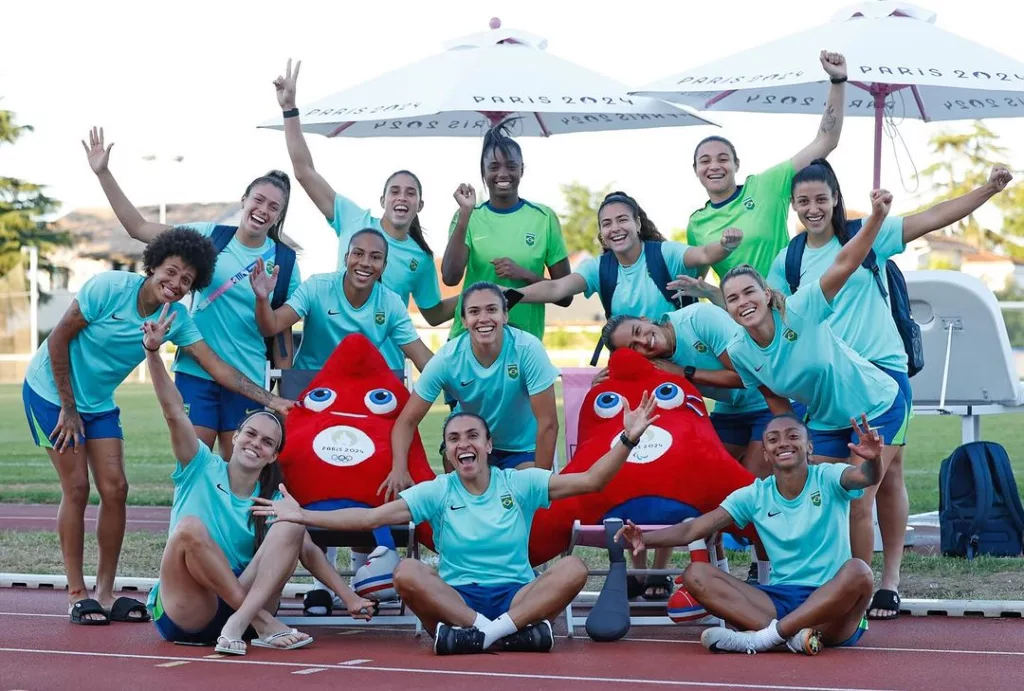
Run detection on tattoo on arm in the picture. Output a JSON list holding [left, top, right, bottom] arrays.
[[234, 370, 272, 406], [820, 104, 837, 134]]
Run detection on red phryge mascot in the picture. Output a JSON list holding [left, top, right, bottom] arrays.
[[277, 334, 436, 562], [528, 348, 756, 566]]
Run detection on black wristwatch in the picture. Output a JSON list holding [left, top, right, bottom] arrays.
[[830, 76, 848, 84], [619, 431, 639, 449], [683, 365, 696, 381], [283, 108, 300, 118]]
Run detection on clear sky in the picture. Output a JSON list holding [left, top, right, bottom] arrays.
[[3, 0, 1023, 278]]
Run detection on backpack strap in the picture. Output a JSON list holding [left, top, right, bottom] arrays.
[[209, 224, 238, 253], [784, 233, 808, 295], [844, 219, 888, 299], [963, 443, 995, 560], [985, 443, 1024, 538], [270, 243, 296, 310], [643, 241, 693, 309], [591, 252, 619, 367]]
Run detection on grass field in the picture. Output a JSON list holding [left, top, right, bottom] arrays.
[[3, 382, 1023, 512]]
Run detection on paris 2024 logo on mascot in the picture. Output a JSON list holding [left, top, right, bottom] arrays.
[[528, 348, 756, 566]]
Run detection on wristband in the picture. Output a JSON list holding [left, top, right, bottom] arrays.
[[619, 431, 639, 449], [684, 365, 696, 381], [283, 108, 300, 118], [830, 76, 847, 84], [143, 343, 160, 353]]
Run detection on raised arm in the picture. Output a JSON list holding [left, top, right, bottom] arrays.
[[903, 166, 1013, 243], [790, 52, 847, 171], [819, 189, 891, 303], [683, 228, 742, 270], [82, 127, 172, 244], [839, 415, 884, 491], [178, 340, 293, 417], [379, 393, 433, 502], [45, 302, 89, 453], [143, 305, 200, 466], [529, 386, 558, 471], [253, 486, 413, 530], [441, 184, 476, 286], [275, 59, 338, 220], [250, 259, 302, 337], [507, 272, 586, 305], [548, 391, 659, 500]]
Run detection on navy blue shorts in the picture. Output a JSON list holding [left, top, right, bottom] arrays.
[[490, 449, 536, 470], [755, 583, 866, 647], [151, 582, 236, 645], [710, 408, 774, 447], [453, 582, 526, 621], [877, 365, 912, 443], [175, 372, 263, 433], [22, 381, 122, 447], [809, 390, 909, 459]]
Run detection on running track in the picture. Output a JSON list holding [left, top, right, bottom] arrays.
[[0, 504, 169, 534], [1, 589, 1021, 691]]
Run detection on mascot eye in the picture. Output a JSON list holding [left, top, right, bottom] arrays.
[[654, 382, 685, 409], [594, 392, 624, 418], [303, 388, 337, 412], [364, 388, 398, 415]]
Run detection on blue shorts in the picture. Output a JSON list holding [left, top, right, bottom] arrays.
[[876, 366, 912, 441], [22, 382, 122, 448], [151, 580, 236, 645], [809, 391, 909, 459], [755, 583, 866, 648], [490, 449, 536, 470], [710, 408, 774, 447], [175, 372, 263, 433], [453, 581, 526, 621]]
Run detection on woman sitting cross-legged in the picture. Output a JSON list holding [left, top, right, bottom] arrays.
[[253, 394, 660, 655], [142, 306, 374, 655], [618, 413, 882, 655]]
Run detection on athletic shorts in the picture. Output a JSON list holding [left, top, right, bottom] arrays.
[[453, 581, 526, 621], [175, 372, 263, 433], [150, 576, 238, 646], [710, 408, 774, 447], [876, 365, 913, 438], [809, 390, 909, 459], [490, 449, 536, 470], [755, 583, 866, 648], [22, 381, 122, 447]]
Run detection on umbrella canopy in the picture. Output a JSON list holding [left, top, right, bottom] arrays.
[[258, 19, 715, 138], [633, 1, 1024, 185]]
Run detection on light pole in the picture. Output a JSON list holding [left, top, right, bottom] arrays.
[[142, 154, 185, 225], [20, 245, 38, 352]]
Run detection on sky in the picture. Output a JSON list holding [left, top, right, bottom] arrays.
[[3, 0, 1024, 278]]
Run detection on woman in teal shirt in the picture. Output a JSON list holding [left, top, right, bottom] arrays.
[[84, 127, 300, 458], [766, 160, 1013, 621], [22, 228, 289, 625], [140, 310, 373, 653], [720, 189, 909, 612]]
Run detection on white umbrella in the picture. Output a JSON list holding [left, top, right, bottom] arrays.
[[258, 18, 715, 138], [633, 1, 1024, 186]]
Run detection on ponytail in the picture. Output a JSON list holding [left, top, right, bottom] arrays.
[[598, 191, 667, 250], [383, 170, 433, 256], [480, 117, 523, 177], [243, 170, 293, 247], [792, 158, 848, 243]]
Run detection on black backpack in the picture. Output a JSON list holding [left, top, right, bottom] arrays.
[[784, 218, 924, 377], [210, 224, 296, 363], [939, 441, 1024, 559], [590, 241, 694, 366]]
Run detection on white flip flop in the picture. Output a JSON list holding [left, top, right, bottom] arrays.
[[214, 636, 247, 656], [251, 629, 313, 650]]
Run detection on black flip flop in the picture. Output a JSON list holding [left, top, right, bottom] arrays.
[[108, 596, 151, 623], [626, 575, 644, 600], [642, 575, 672, 601], [867, 589, 901, 620], [70, 598, 110, 626], [303, 589, 333, 616]]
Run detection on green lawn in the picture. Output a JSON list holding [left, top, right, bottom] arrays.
[[2, 382, 1022, 513]]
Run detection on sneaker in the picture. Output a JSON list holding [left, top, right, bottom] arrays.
[[499, 620, 555, 652], [700, 627, 757, 655], [746, 562, 759, 584], [785, 628, 822, 656], [433, 623, 485, 655]]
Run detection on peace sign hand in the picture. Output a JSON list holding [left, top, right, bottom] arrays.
[[847, 414, 882, 461], [274, 58, 302, 110], [621, 390, 660, 444], [81, 126, 114, 174], [141, 303, 177, 351]]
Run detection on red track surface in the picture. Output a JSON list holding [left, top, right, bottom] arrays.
[[0, 504, 169, 534], [1, 589, 1022, 691]]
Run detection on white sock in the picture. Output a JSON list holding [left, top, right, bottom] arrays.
[[480, 613, 518, 649], [473, 612, 492, 630], [757, 560, 772, 585], [750, 619, 786, 650]]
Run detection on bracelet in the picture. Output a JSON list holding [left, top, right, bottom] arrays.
[[143, 343, 160, 353], [283, 108, 300, 118], [830, 76, 847, 84], [619, 431, 639, 449]]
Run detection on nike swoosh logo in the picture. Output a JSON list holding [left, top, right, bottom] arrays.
[[768, 510, 781, 517], [754, 365, 763, 372], [449, 505, 465, 511], [111, 314, 124, 321], [216, 483, 229, 496], [328, 310, 341, 315], [245, 408, 261, 415], [460, 380, 475, 387]]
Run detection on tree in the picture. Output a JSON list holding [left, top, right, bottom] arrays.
[[0, 110, 69, 279], [558, 181, 612, 256]]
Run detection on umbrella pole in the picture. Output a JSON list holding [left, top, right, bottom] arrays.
[[872, 85, 885, 190]]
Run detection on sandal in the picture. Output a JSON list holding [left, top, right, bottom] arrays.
[[70, 598, 110, 626], [251, 629, 314, 650], [303, 589, 333, 616], [626, 575, 644, 600], [215, 636, 247, 656], [867, 589, 901, 620], [108, 596, 151, 623], [643, 575, 672, 601]]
